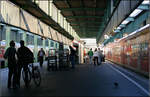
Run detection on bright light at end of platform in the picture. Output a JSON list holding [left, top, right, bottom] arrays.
[[129, 9, 142, 17], [142, 0, 150, 4], [121, 20, 129, 25]]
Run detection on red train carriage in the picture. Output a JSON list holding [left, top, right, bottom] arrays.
[[0, 45, 5, 68], [104, 24, 150, 77]]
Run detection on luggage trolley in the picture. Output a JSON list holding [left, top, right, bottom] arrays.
[[63, 49, 70, 69], [47, 49, 57, 71], [58, 49, 70, 70]]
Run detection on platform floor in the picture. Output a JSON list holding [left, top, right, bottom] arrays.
[[0, 61, 149, 96]]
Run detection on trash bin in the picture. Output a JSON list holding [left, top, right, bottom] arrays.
[[1, 61, 5, 68]]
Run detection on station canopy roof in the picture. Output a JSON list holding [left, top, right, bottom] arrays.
[[9, 0, 108, 39], [53, 0, 108, 38]]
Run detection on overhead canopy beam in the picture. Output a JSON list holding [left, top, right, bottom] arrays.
[[66, 16, 103, 19], [72, 25, 101, 27], [60, 7, 105, 11], [9, 0, 74, 40], [70, 21, 103, 24], [74, 28, 100, 30], [76, 29, 99, 31]]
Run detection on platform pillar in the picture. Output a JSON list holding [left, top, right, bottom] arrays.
[[34, 35, 38, 62]]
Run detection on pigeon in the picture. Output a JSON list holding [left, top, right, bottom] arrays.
[[114, 82, 119, 88]]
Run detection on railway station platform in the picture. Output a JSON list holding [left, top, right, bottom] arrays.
[[0, 61, 149, 96], [0, 0, 150, 96]]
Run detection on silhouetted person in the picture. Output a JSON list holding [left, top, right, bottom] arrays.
[[93, 48, 99, 66], [4, 40, 17, 89], [98, 48, 102, 65], [69, 46, 76, 69], [17, 40, 33, 87], [38, 48, 45, 67]]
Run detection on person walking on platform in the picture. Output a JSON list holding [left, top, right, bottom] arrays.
[[17, 40, 34, 88], [98, 48, 102, 65], [38, 48, 45, 68], [4, 40, 18, 89], [93, 48, 99, 66], [88, 48, 93, 64], [69, 45, 76, 69]]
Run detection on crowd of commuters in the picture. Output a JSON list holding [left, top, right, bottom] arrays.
[[87, 48, 105, 65], [4, 39, 104, 89]]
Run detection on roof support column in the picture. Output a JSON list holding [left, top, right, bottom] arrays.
[[34, 35, 38, 62], [5, 26, 11, 49], [50, 0, 53, 17], [43, 39, 46, 51]]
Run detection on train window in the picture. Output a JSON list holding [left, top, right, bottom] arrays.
[[131, 44, 139, 57], [140, 42, 148, 57]]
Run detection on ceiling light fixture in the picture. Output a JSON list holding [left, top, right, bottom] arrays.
[[142, 0, 150, 4], [121, 20, 129, 25], [129, 9, 143, 17]]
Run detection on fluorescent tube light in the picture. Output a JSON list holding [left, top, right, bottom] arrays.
[[129, 9, 143, 17], [142, 0, 150, 4], [118, 24, 150, 42], [121, 20, 129, 25]]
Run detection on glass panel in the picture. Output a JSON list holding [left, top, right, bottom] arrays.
[[26, 34, 34, 45], [51, 41, 54, 47], [45, 39, 49, 46], [37, 37, 43, 46]]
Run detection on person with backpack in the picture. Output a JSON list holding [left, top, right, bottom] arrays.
[[4, 40, 18, 89], [88, 48, 93, 64], [17, 40, 34, 87]]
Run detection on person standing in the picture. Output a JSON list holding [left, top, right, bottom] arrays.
[[38, 48, 45, 68], [4, 40, 17, 89], [69, 45, 76, 69], [88, 48, 93, 64], [93, 48, 99, 66], [17, 40, 33, 87], [98, 48, 102, 65]]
